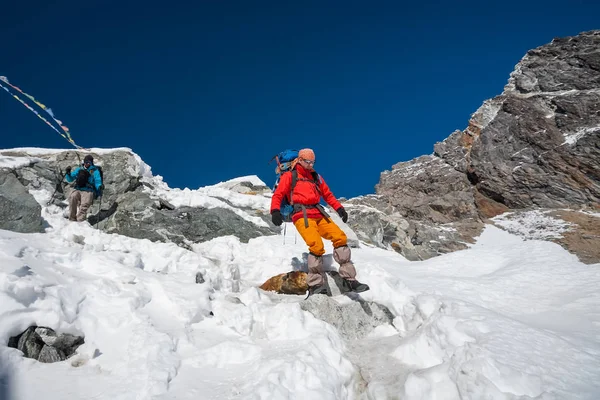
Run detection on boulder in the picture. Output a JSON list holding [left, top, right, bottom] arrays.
[[8, 326, 84, 363], [0, 169, 43, 233]]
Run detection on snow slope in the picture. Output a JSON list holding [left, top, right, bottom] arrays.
[[1, 150, 599, 400]]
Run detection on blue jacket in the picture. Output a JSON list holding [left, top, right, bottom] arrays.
[[65, 165, 103, 195]]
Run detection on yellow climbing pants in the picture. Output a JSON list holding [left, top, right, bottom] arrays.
[[294, 217, 347, 256]]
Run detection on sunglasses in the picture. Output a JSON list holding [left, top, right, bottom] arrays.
[[301, 158, 315, 165]]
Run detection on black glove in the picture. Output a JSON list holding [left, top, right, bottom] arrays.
[[271, 210, 283, 226], [65, 166, 72, 175], [337, 207, 348, 223]]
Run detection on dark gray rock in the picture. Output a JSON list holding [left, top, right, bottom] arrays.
[[38, 346, 65, 363], [0, 170, 43, 233], [16, 327, 44, 359], [102, 191, 273, 247], [376, 155, 479, 223], [344, 195, 480, 260], [300, 295, 395, 340], [8, 326, 84, 363]]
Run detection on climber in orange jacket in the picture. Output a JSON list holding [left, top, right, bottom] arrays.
[[270, 148, 369, 296]]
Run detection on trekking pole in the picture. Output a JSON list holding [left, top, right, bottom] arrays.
[[283, 222, 287, 245], [96, 195, 102, 229], [47, 183, 60, 206], [46, 168, 64, 206]]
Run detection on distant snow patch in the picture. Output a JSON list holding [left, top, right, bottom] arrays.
[[221, 175, 266, 186], [563, 126, 600, 145], [388, 156, 448, 180], [0, 155, 38, 169], [467, 99, 502, 134], [492, 210, 572, 240]]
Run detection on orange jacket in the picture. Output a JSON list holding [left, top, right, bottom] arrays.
[[271, 164, 342, 223]]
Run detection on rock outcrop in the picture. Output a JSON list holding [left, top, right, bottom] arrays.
[[347, 30, 600, 262], [0, 169, 43, 233], [0, 149, 280, 247], [300, 295, 395, 341], [8, 326, 84, 363]]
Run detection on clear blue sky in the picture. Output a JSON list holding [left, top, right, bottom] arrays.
[[1, 1, 598, 198]]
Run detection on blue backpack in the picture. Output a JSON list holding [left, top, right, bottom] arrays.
[[270, 149, 299, 221]]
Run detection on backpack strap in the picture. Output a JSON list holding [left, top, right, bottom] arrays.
[[289, 169, 298, 206], [289, 169, 330, 228]]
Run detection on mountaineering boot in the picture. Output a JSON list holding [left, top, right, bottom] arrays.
[[342, 278, 370, 293], [333, 245, 369, 293], [307, 285, 328, 297]]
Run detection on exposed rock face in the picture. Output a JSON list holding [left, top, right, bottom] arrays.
[[0, 149, 280, 247], [0, 169, 43, 233], [550, 210, 600, 264], [376, 156, 479, 223], [0, 149, 361, 252], [435, 30, 600, 211], [344, 194, 481, 261], [8, 326, 84, 363], [99, 190, 274, 248], [355, 30, 600, 262], [300, 295, 395, 340]]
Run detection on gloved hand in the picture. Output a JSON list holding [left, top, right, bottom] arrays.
[[65, 166, 72, 174], [271, 210, 283, 226], [337, 207, 348, 223], [95, 184, 104, 198]]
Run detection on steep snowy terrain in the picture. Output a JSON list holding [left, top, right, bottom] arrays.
[[1, 150, 599, 400]]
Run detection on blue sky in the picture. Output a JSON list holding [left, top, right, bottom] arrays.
[[1, 1, 598, 198]]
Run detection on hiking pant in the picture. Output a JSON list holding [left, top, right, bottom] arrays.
[[294, 217, 356, 287], [68, 189, 94, 222]]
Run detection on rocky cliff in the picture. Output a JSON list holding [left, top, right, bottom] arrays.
[[0, 149, 277, 246], [345, 30, 600, 262]]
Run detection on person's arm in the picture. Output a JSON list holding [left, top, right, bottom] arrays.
[[65, 166, 80, 183], [92, 169, 103, 191], [318, 176, 342, 211], [270, 172, 292, 213]]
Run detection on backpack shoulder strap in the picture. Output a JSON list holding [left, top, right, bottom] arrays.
[[311, 171, 320, 183], [311, 171, 322, 194], [289, 169, 298, 205]]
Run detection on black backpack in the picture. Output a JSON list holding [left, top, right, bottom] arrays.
[[74, 165, 103, 190], [75, 169, 90, 188]]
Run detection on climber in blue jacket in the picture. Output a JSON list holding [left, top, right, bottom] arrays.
[[64, 154, 103, 221]]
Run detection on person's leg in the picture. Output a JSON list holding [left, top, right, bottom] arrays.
[[68, 190, 81, 221], [77, 191, 95, 222], [316, 219, 356, 279], [316, 218, 347, 248], [317, 219, 369, 293], [294, 218, 325, 287], [333, 245, 357, 280]]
